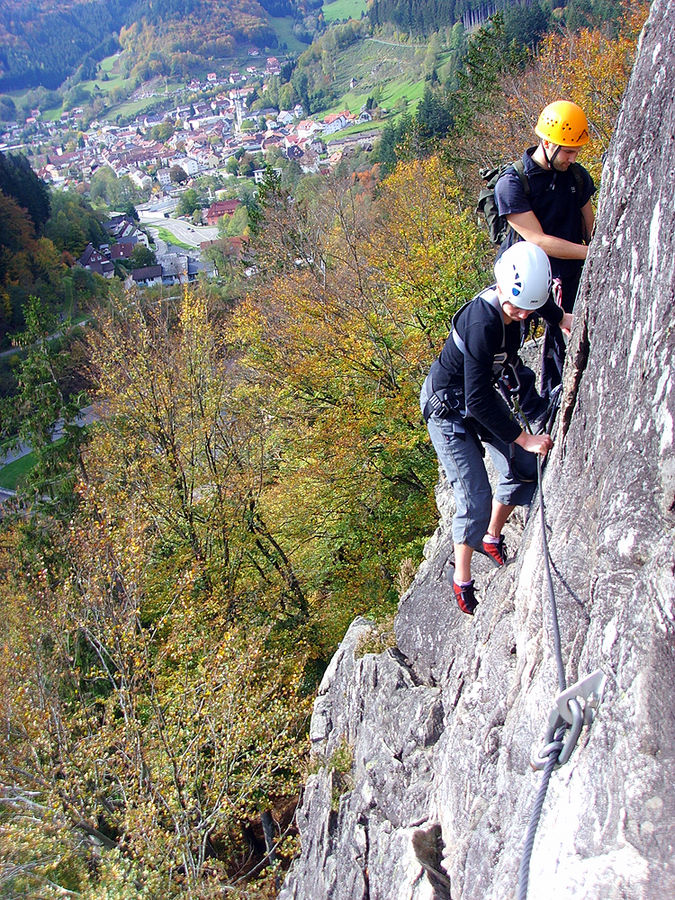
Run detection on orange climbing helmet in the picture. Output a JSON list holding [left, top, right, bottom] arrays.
[[535, 100, 590, 147]]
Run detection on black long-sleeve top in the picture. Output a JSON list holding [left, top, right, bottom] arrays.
[[429, 287, 564, 444]]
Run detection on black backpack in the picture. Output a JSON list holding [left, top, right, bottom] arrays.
[[476, 159, 530, 247], [476, 159, 586, 247]]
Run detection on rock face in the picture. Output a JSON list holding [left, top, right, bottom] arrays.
[[279, 2, 675, 898]]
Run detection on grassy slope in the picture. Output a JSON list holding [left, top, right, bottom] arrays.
[[322, 0, 368, 23], [317, 36, 430, 120], [0, 452, 34, 491], [267, 15, 309, 54]]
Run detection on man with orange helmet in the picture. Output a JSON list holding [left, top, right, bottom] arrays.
[[494, 100, 595, 395]]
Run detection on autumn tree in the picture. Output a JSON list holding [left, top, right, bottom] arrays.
[[229, 159, 492, 631], [1, 295, 88, 518], [0, 286, 315, 897]]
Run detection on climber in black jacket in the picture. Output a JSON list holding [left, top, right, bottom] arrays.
[[420, 242, 573, 615]]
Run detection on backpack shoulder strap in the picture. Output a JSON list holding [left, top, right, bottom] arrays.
[[511, 158, 531, 198], [569, 161, 586, 202], [451, 289, 505, 356]]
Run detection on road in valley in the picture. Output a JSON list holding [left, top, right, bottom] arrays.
[[138, 209, 220, 248]]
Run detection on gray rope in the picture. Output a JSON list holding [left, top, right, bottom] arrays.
[[516, 730, 565, 900], [517, 444, 568, 899], [536, 455, 566, 693]]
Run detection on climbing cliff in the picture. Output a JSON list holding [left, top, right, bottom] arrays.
[[279, 1, 675, 898]]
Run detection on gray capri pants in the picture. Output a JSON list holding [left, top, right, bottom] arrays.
[[420, 375, 537, 548]]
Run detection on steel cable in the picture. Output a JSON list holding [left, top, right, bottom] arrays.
[[536, 454, 566, 693], [517, 449, 567, 898], [516, 731, 564, 900]]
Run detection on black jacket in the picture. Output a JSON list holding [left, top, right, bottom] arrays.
[[429, 288, 563, 444]]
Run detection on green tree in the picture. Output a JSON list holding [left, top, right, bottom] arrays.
[[453, 13, 529, 135], [90, 167, 139, 208], [44, 191, 107, 255], [4, 295, 87, 515], [423, 32, 442, 78], [150, 120, 175, 141], [0, 95, 17, 121], [0, 150, 51, 234], [169, 164, 188, 184], [217, 204, 250, 238], [373, 113, 413, 174], [129, 244, 157, 268], [122, 200, 140, 221], [417, 85, 453, 139], [175, 188, 203, 217], [503, 2, 550, 49]]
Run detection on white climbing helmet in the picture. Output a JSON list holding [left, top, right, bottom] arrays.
[[494, 242, 552, 310]]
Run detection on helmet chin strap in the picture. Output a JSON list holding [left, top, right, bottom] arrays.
[[542, 140, 562, 168]]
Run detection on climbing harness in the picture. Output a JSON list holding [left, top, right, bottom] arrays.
[[516, 433, 606, 900]]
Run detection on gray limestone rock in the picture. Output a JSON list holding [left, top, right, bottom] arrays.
[[279, 2, 675, 897]]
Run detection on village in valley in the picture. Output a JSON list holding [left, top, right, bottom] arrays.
[[0, 52, 380, 288]]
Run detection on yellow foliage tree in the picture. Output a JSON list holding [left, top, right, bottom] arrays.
[[230, 161, 492, 634], [0, 286, 314, 898]]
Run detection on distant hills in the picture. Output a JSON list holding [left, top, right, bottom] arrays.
[[0, 0, 548, 97], [0, 0, 135, 91], [0, 0, 319, 92]]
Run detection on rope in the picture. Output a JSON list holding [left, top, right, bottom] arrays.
[[516, 730, 564, 900], [511, 388, 601, 899], [536, 455, 566, 693], [517, 422, 567, 898]]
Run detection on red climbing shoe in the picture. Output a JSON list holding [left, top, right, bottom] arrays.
[[481, 536, 508, 567], [453, 580, 478, 616]]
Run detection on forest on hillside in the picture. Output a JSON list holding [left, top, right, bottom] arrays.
[[367, 0, 611, 32], [0, 149, 112, 350], [0, 0, 320, 92], [0, 2, 648, 897]]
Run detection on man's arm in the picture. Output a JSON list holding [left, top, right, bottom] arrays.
[[580, 200, 595, 243], [506, 210, 589, 260]]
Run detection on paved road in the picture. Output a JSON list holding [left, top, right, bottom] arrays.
[[366, 37, 420, 49], [0, 405, 98, 467], [139, 212, 219, 248]]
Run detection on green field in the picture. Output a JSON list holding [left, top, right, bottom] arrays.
[[268, 15, 310, 54], [155, 227, 193, 250], [90, 53, 134, 93], [0, 451, 34, 491], [324, 119, 386, 142], [321, 76, 426, 121], [382, 77, 426, 109], [108, 93, 166, 120], [323, 0, 368, 23]]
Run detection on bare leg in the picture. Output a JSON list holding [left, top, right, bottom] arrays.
[[454, 542, 474, 583], [485, 500, 515, 540]]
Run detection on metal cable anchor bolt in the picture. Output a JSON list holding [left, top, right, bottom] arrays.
[[531, 669, 606, 770]]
